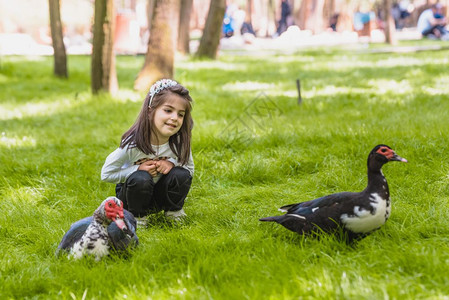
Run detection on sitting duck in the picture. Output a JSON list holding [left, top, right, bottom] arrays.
[[57, 196, 138, 260], [260, 145, 407, 242]]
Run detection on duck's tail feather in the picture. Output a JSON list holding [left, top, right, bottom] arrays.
[[260, 213, 307, 234], [278, 203, 298, 212], [259, 215, 281, 222]]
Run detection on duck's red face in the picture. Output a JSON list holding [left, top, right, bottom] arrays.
[[104, 198, 126, 230], [376, 145, 407, 162], [376, 146, 395, 159]]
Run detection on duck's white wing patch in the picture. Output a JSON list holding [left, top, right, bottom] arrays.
[[340, 193, 388, 233], [285, 214, 306, 220]]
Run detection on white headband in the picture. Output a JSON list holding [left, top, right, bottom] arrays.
[[148, 79, 178, 107]]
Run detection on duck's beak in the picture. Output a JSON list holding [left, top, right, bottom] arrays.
[[391, 153, 408, 163], [113, 216, 128, 231]]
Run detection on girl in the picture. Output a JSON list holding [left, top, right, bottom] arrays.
[[101, 79, 194, 227]]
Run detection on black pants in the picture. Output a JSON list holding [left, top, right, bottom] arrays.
[[422, 25, 447, 36], [276, 19, 288, 35], [116, 167, 192, 218]]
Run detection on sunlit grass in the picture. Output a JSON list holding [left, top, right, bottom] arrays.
[[222, 81, 276, 91], [0, 133, 37, 148], [0, 98, 76, 120], [180, 60, 247, 71], [1, 44, 449, 299]]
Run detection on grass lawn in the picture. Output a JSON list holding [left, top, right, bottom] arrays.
[[1, 42, 449, 299]]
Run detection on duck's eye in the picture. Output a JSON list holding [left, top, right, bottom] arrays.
[[381, 148, 387, 153], [108, 202, 113, 207]]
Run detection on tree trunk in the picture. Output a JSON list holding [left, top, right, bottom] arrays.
[[246, 0, 253, 24], [134, 0, 180, 91], [178, 0, 193, 54], [292, 0, 302, 25], [323, 0, 335, 29], [147, 0, 156, 33], [384, 0, 397, 44], [196, 0, 226, 59], [265, 0, 276, 36], [298, 0, 310, 30], [269, 0, 277, 30], [446, 0, 449, 19], [91, 0, 118, 94], [308, 0, 325, 33], [335, 0, 353, 32], [49, 0, 67, 78]]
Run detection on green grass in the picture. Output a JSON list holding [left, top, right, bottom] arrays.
[[1, 42, 449, 299]]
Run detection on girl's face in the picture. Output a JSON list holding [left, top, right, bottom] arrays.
[[151, 93, 187, 145]]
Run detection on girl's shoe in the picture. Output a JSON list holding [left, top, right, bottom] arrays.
[[164, 209, 187, 222]]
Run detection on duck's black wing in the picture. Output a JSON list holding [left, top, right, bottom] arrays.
[[56, 217, 92, 256], [260, 192, 360, 234], [279, 192, 358, 216]]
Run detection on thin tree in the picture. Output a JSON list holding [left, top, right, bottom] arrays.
[[446, 0, 449, 19], [334, 0, 354, 32], [323, 0, 335, 29], [292, 0, 301, 25], [242, 0, 256, 37], [178, 0, 193, 54], [245, 0, 253, 26], [298, 0, 325, 33], [310, 0, 325, 33], [298, 0, 310, 30], [196, 0, 226, 59], [134, 0, 180, 91], [49, 0, 67, 78], [383, 0, 397, 44], [91, 0, 118, 94], [267, 0, 276, 36]]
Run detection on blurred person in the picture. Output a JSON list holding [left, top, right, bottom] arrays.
[[329, 13, 339, 32], [275, 0, 291, 37], [223, 3, 238, 37], [417, 3, 448, 39]]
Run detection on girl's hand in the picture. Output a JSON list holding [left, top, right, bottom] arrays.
[[138, 160, 158, 177], [156, 160, 175, 175]]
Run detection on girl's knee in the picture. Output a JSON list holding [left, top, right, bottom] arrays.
[[169, 167, 192, 185], [127, 170, 154, 188], [170, 167, 191, 179]]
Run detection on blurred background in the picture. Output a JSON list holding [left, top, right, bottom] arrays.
[[1, 0, 447, 56]]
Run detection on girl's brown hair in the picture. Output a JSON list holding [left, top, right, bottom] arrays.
[[120, 83, 193, 165]]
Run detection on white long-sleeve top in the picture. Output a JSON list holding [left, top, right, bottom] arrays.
[[101, 142, 194, 184]]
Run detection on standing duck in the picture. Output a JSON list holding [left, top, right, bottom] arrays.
[[57, 196, 138, 260], [260, 145, 407, 242]]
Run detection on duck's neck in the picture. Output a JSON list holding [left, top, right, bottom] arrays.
[[92, 217, 109, 232], [365, 168, 389, 197]]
